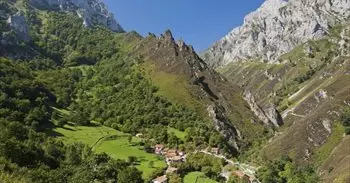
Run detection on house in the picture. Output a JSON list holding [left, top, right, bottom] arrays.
[[166, 167, 178, 174], [167, 149, 177, 154], [178, 151, 185, 156], [211, 147, 220, 155], [165, 152, 178, 159], [169, 156, 183, 163], [161, 147, 170, 155], [152, 175, 168, 183], [154, 144, 164, 155]]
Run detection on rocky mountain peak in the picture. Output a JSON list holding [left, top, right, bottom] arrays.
[[29, 0, 124, 32], [255, 0, 288, 14], [202, 0, 350, 68]]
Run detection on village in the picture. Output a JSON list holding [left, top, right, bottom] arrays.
[[150, 144, 259, 183]]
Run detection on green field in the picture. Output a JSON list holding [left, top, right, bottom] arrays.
[[184, 172, 218, 183], [53, 124, 167, 178], [168, 127, 187, 141]]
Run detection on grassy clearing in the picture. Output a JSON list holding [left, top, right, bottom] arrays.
[[95, 136, 166, 178], [313, 122, 345, 167], [140, 62, 207, 118], [183, 172, 218, 183], [53, 124, 166, 178], [168, 127, 187, 141]]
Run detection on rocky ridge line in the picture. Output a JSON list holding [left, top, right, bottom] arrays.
[[202, 0, 350, 68], [29, 0, 124, 32]]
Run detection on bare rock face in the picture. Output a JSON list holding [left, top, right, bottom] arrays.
[[7, 12, 30, 42], [202, 0, 350, 68], [244, 90, 283, 127], [207, 104, 240, 151], [29, 0, 124, 32]]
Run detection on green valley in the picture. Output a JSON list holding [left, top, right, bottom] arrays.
[[52, 123, 167, 178]]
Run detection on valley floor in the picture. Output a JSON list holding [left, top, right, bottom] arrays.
[[50, 123, 167, 178]]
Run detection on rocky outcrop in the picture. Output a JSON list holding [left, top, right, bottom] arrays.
[[207, 104, 240, 151], [202, 0, 350, 68], [244, 90, 283, 127], [7, 12, 30, 42], [29, 0, 123, 32]]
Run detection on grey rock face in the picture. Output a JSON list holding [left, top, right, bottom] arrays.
[[29, 0, 124, 32], [7, 12, 31, 42], [202, 0, 350, 68], [207, 104, 240, 151], [243, 90, 283, 127]]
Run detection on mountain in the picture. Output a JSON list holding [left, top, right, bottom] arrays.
[[29, 0, 123, 32], [202, 0, 350, 68], [0, 1, 271, 182], [129, 30, 270, 151], [202, 0, 350, 182], [1, 0, 349, 182]]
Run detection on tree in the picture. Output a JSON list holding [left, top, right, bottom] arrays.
[[148, 161, 154, 168], [127, 135, 132, 144], [56, 118, 67, 127], [117, 167, 143, 183], [168, 174, 182, 183], [341, 107, 350, 135], [127, 156, 137, 166], [168, 132, 180, 147], [257, 156, 318, 183]]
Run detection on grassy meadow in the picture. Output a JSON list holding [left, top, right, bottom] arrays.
[[52, 124, 166, 178]]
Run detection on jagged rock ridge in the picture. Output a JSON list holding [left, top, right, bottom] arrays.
[[131, 30, 268, 153], [29, 0, 124, 32], [202, 0, 350, 68]]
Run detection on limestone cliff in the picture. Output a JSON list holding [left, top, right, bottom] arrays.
[[202, 0, 350, 68], [29, 0, 123, 32]]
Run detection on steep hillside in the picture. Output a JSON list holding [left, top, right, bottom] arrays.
[[219, 24, 350, 182], [202, 0, 350, 68], [116, 30, 271, 153], [0, 1, 274, 182]]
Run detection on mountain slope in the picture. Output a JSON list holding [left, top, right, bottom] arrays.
[[122, 30, 270, 153], [0, 1, 272, 181], [202, 0, 350, 68], [219, 24, 350, 182]]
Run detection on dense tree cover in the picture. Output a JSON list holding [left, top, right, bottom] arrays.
[[174, 153, 226, 181], [0, 58, 143, 182], [0, 58, 54, 129], [3, 3, 325, 182], [1, 5, 231, 182], [53, 55, 226, 147], [257, 156, 319, 183], [4, 2, 231, 150], [29, 10, 120, 66]]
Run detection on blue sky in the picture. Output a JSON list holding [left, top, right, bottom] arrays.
[[104, 0, 265, 52]]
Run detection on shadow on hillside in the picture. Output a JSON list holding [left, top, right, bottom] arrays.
[[61, 126, 76, 131], [48, 130, 64, 137]]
